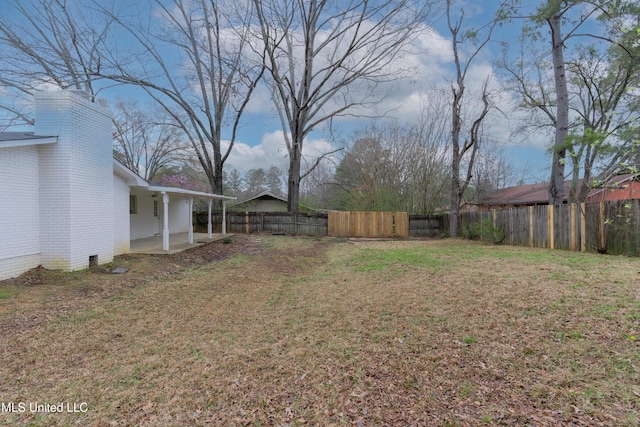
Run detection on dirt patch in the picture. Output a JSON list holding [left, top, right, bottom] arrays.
[[0, 234, 266, 338]]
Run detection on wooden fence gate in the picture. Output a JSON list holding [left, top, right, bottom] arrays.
[[328, 211, 409, 238]]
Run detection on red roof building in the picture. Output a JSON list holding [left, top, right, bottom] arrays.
[[477, 174, 640, 210]]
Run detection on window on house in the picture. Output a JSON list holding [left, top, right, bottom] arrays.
[[153, 200, 158, 217], [130, 195, 137, 214]]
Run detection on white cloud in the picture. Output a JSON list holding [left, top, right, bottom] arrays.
[[223, 131, 288, 176], [244, 84, 276, 115], [223, 131, 336, 178]]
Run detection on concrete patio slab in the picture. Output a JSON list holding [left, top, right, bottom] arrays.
[[130, 232, 233, 254]]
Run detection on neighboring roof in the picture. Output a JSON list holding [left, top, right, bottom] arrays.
[[481, 181, 560, 206], [587, 173, 639, 198], [0, 131, 57, 148], [481, 174, 640, 207], [231, 190, 287, 206]]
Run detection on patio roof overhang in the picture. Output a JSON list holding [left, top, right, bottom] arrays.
[[147, 185, 236, 201], [146, 186, 236, 251], [112, 158, 237, 252]]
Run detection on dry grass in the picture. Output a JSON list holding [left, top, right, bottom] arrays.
[[0, 235, 639, 426]]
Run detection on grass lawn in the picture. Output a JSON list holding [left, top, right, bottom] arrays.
[[0, 235, 639, 426]]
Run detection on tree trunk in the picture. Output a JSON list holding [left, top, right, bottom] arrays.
[[203, 147, 224, 208], [569, 154, 580, 203], [449, 98, 462, 238], [449, 170, 461, 238], [211, 170, 223, 196], [287, 138, 302, 213], [548, 14, 569, 205]]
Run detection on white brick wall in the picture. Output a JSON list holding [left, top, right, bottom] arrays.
[[0, 146, 41, 280], [35, 90, 114, 271]]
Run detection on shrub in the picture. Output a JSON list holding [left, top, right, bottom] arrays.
[[463, 219, 506, 244]]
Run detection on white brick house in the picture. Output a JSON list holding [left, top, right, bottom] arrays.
[[0, 90, 233, 280]]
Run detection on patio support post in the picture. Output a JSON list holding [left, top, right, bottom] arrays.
[[208, 199, 212, 238], [188, 197, 194, 244], [162, 192, 169, 251], [222, 200, 227, 235]]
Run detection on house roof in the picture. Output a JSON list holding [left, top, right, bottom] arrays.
[[113, 158, 148, 188], [231, 190, 287, 206], [112, 158, 235, 200], [482, 174, 640, 207], [0, 131, 57, 148], [481, 181, 561, 206], [587, 173, 638, 198]]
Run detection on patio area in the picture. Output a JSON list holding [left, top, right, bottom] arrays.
[[130, 232, 233, 254]]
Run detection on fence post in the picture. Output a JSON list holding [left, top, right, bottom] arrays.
[[570, 203, 576, 251], [599, 201, 605, 250], [548, 205, 554, 249], [245, 211, 249, 234], [580, 203, 586, 252], [529, 206, 534, 247]]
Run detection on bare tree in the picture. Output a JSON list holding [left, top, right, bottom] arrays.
[[469, 140, 516, 204], [300, 159, 338, 209], [111, 100, 190, 181], [252, 0, 440, 212], [446, 0, 499, 237], [1, 0, 266, 197], [541, 4, 571, 205], [0, 0, 116, 126], [97, 0, 265, 196], [0, 92, 31, 131]]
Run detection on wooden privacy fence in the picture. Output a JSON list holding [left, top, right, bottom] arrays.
[[197, 211, 443, 238], [328, 211, 409, 238], [196, 212, 328, 236], [460, 200, 640, 256], [409, 214, 449, 237]]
